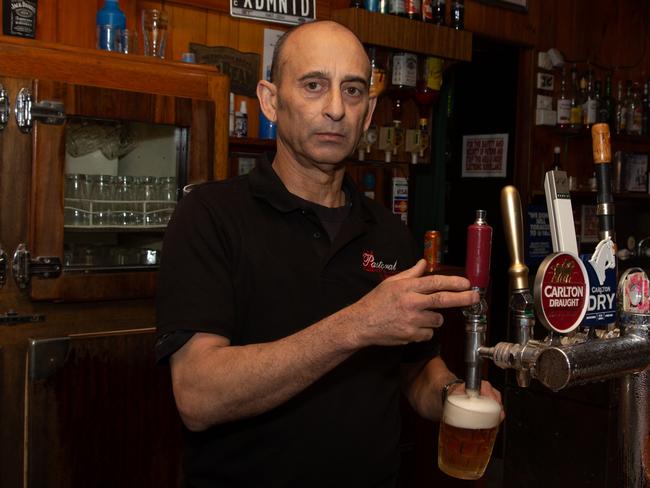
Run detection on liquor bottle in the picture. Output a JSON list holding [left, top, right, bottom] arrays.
[[430, 0, 445, 25], [594, 80, 603, 123], [552, 146, 561, 171], [642, 81, 649, 135], [406, 0, 422, 20], [450, 0, 463, 29], [3, 0, 37, 38], [389, 0, 407, 16], [626, 81, 642, 136], [628, 81, 641, 135], [569, 65, 583, 131], [350, 0, 363, 7], [601, 74, 614, 125], [615, 80, 627, 135], [368, 47, 388, 99], [422, 0, 433, 22], [582, 70, 597, 129], [556, 67, 571, 129], [388, 51, 418, 120], [379, 0, 390, 14]]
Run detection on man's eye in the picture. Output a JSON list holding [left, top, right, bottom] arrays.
[[305, 81, 322, 91], [345, 86, 362, 96]]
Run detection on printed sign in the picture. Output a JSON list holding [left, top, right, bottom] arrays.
[[230, 0, 316, 25], [526, 204, 552, 268], [461, 133, 508, 178], [534, 252, 589, 334], [581, 239, 617, 327], [190, 44, 260, 97]]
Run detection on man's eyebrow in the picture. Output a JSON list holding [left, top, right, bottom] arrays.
[[297, 71, 369, 86]]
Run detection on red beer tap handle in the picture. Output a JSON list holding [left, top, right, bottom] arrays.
[[465, 210, 493, 290]]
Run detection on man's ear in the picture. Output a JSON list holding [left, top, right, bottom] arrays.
[[363, 96, 378, 131], [257, 80, 278, 122]]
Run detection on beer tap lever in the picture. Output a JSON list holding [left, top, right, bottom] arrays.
[[464, 210, 492, 395], [501, 186, 536, 387]]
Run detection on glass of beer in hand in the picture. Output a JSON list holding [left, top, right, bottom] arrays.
[[438, 393, 501, 480]]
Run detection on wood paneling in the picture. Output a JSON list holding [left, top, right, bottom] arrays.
[[331, 8, 473, 61]]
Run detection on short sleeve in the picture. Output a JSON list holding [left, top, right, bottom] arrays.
[[155, 187, 236, 362]]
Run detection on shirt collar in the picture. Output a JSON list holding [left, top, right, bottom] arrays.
[[248, 157, 378, 224]]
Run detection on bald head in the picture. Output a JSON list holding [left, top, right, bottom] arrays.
[[270, 21, 370, 86]]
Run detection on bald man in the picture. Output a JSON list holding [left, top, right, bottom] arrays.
[[156, 20, 501, 487]]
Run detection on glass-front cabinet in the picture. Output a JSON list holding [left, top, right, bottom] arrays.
[[0, 38, 229, 302]]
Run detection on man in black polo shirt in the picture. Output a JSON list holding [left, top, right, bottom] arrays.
[[156, 20, 502, 487]]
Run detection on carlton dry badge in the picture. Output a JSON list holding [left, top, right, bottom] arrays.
[[534, 252, 589, 334], [581, 238, 617, 327]]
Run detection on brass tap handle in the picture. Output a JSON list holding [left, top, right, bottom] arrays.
[[500, 185, 529, 292]]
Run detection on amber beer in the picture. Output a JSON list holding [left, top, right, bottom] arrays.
[[438, 394, 501, 480]]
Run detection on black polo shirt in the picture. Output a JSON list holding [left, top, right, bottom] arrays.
[[155, 159, 439, 487]]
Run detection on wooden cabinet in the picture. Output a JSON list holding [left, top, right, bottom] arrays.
[[0, 37, 229, 487], [0, 36, 229, 302]]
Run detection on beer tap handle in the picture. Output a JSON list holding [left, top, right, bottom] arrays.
[[500, 186, 535, 387], [464, 210, 492, 395], [465, 210, 493, 291], [501, 186, 529, 292], [591, 123, 615, 243]]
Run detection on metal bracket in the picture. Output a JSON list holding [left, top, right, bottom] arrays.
[[0, 310, 45, 326], [0, 84, 9, 130], [0, 243, 6, 288], [14, 87, 65, 134], [12, 243, 62, 289], [29, 337, 70, 381]]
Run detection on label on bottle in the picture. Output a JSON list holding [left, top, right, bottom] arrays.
[[389, 0, 406, 14], [3, 0, 37, 38], [570, 105, 582, 125], [391, 53, 417, 87], [422, 0, 433, 21], [557, 99, 571, 125], [425, 57, 443, 90], [583, 99, 597, 125], [392, 177, 408, 224], [234, 113, 248, 138]]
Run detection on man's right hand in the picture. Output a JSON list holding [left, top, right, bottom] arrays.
[[346, 259, 479, 347]]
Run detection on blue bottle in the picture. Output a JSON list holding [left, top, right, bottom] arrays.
[[96, 0, 125, 51]]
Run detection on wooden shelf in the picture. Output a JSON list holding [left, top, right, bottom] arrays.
[[330, 8, 472, 62]]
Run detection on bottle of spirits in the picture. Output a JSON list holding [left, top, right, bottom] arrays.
[[405, 0, 421, 20], [569, 65, 583, 131], [450, 0, 463, 29], [556, 67, 571, 129], [615, 80, 627, 135], [3, 0, 37, 38], [582, 70, 597, 129], [389, 0, 407, 17], [431, 0, 445, 25], [368, 47, 388, 99], [626, 81, 642, 136], [594, 79, 603, 122], [642, 81, 649, 135], [598, 74, 613, 124]]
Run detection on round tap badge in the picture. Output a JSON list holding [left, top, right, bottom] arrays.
[[534, 252, 589, 334]]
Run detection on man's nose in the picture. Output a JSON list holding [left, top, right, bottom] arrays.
[[323, 88, 345, 121]]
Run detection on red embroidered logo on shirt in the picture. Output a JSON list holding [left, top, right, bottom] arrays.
[[362, 251, 398, 279]]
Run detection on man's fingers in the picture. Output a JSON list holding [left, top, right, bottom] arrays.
[[411, 289, 479, 310], [384, 259, 427, 282], [411, 274, 472, 294]]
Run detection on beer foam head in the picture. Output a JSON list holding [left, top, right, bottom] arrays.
[[443, 394, 501, 429]]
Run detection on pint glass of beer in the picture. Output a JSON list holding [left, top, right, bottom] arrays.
[[438, 393, 501, 480]]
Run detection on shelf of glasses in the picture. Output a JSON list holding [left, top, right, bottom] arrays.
[[64, 198, 175, 229]]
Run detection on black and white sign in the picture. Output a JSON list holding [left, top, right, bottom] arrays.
[[231, 0, 316, 25]]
